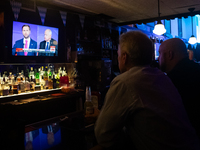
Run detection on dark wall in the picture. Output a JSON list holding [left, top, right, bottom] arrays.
[[0, 0, 123, 64], [0, 0, 81, 63]]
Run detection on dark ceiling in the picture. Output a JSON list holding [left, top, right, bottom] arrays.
[[6, 0, 200, 25]]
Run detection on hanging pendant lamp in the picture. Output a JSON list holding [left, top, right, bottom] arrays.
[[188, 8, 197, 45], [153, 0, 166, 35]]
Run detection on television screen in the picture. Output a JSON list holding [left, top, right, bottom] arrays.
[[12, 21, 59, 56]]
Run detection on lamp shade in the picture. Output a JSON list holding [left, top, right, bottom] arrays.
[[153, 22, 166, 35], [188, 35, 197, 45]]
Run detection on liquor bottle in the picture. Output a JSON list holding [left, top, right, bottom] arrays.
[[62, 67, 66, 76], [35, 68, 40, 85], [11, 75, 15, 85], [56, 77, 60, 88], [84, 86, 94, 115], [40, 66, 44, 82], [21, 70, 25, 81], [48, 76, 53, 89], [3, 72, 8, 84], [8, 72, 12, 84], [17, 73, 21, 83], [53, 74, 57, 89], [43, 66, 49, 89], [48, 69, 52, 78], [19, 80, 25, 93], [2, 84, 9, 96], [16, 67, 19, 77], [8, 72, 13, 95], [25, 77, 30, 92], [91, 91, 101, 109], [40, 76, 45, 90], [40, 66, 44, 75], [25, 68, 29, 79], [58, 67, 62, 78], [29, 67, 34, 79], [29, 76, 35, 91]]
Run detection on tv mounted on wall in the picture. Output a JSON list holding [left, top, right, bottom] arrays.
[[12, 21, 59, 57]]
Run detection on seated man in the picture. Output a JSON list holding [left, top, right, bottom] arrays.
[[39, 29, 58, 56], [94, 31, 200, 150], [12, 24, 37, 56], [158, 38, 200, 139]]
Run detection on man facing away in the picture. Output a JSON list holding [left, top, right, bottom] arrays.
[[12, 24, 37, 56], [94, 31, 200, 150], [158, 38, 200, 139], [39, 29, 58, 56]]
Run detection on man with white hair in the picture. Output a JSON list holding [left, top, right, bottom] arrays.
[[93, 31, 200, 150], [39, 29, 58, 56]]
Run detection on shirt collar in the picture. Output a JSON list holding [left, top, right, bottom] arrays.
[[23, 37, 30, 43]]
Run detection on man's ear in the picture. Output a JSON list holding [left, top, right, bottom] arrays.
[[122, 52, 128, 64], [168, 50, 174, 60]]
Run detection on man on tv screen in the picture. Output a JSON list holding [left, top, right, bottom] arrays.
[[39, 29, 58, 56], [12, 24, 37, 56]]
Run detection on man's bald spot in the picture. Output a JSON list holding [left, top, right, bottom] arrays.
[[161, 38, 188, 56]]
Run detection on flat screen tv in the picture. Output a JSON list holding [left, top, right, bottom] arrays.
[[12, 21, 59, 57]]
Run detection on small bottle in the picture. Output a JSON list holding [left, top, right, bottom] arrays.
[[48, 69, 52, 78], [62, 67, 66, 76], [25, 77, 30, 92], [84, 86, 94, 115], [29, 67, 34, 79], [40, 76, 45, 90], [53, 75, 57, 89], [91, 91, 101, 109], [35, 68, 40, 85], [48, 76, 53, 89], [17, 73, 21, 83], [40, 66, 44, 83], [30, 76, 35, 91], [58, 67, 62, 78], [43, 66, 49, 89]]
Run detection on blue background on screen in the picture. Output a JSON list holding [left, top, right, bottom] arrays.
[[12, 21, 59, 49]]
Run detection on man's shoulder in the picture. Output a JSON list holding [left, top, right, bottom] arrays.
[[30, 38, 37, 44], [50, 38, 58, 45], [111, 68, 136, 85], [51, 38, 56, 41], [40, 40, 45, 44], [179, 58, 200, 72], [15, 38, 23, 43]]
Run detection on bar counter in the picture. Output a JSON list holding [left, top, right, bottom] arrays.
[[0, 88, 84, 125]]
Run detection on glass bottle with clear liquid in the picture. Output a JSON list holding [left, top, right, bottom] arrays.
[[84, 86, 94, 115]]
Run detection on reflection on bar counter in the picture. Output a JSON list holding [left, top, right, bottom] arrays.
[[0, 63, 77, 97]]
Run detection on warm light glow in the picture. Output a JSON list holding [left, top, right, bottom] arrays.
[[153, 23, 166, 35], [188, 35, 197, 45], [0, 88, 61, 99]]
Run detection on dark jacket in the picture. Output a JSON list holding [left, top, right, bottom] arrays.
[[39, 38, 58, 56], [167, 57, 200, 138], [12, 38, 37, 56]]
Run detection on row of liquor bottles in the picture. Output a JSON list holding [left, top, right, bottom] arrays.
[[0, 66, 69, 96]]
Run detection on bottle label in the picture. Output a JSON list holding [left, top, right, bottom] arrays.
[[36, 79, 39, 85], [85, 106, 94, 115], [91, 95, 98, 108]]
